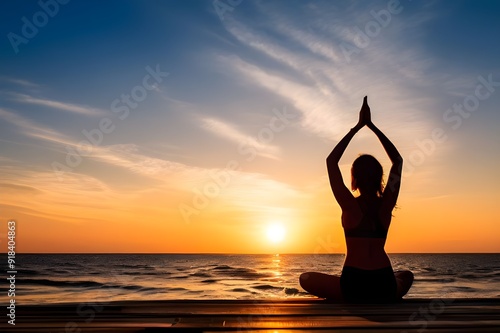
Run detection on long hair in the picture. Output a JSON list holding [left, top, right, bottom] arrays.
[[351, 154, 384, 197]]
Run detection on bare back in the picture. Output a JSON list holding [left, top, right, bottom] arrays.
[[342, 195, 392, 269]]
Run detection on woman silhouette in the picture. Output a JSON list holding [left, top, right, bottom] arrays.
[[300, 96, 414, 303]]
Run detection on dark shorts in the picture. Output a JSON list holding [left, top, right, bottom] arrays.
[[340, 266, 398, 303]]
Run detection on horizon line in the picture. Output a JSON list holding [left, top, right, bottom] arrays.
[[3, 252, 499, 255]]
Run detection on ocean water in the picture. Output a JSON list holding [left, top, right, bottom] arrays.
[[5, 253, 500, 304]]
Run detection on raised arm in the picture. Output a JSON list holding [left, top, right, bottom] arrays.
[[326, 97, 369, 211], [367, 121, 403, 212], [326, 127, 359, 211], [367, 123, 402, 165]]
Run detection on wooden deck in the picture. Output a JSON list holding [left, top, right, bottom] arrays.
[[2, 298, 499, 332]]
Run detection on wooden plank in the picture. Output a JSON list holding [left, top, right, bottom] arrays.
[[1, 298, 498, 332], [14, 298, 500, 315]]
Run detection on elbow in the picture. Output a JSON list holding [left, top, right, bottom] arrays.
[[326, 150, 339, 162], [392, 155, 403, 166], [326, 154, 337, 166], [326, 157, 332, 169]]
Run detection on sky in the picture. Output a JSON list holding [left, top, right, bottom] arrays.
[[0, 0, 499, 253]]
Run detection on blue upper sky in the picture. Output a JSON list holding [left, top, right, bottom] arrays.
[[1, 0, 499, 181]]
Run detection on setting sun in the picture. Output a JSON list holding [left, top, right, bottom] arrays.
[[266, 224, 286, 243]]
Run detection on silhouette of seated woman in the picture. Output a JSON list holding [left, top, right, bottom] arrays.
[[300, 96, 414, 303]]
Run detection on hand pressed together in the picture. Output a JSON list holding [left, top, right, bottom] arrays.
[[355, 96, 372, 130]]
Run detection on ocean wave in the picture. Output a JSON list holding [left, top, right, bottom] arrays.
[[251, 284, 282, 291], [171, 275, 189, 279], [263, 277, 283, 282], [211, 266, 272, 279], [284, 287, 300, 295], [454, 286, 475, 291], [20, 278, 105, 288], [51, 269, 79, 275], [417, 278, 456, 283], [458, 273, 482, 279], [121, 284, 147, 291], [18, 278, 164, 293], [212, 265, 233, 270], [187, 290, 204, 294], [190, 271, 212, 278], [56, 262, 82, 268], [113, 264, 154, 270], [18, 269, 39, 276], [122, 271, 162, 276], [474, 267, 499, 272], [139, 287, 166, 294], [231, 288, 250, 293]]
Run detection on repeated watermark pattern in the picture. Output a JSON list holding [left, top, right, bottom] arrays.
[[51, 64, 169, 181], [7, 0, 71, 54], [179, 106, 297, 223], [401, 298, 455, 333], [340, 0, 404, 63], [55, 277, 135, 332], [404, 73, 499, 177], [213, 0, 244, 22], [313, 234, 341, 258]]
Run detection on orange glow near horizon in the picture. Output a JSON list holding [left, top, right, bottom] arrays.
[[2, 167, 499, 254]]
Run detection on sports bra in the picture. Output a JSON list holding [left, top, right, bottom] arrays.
[[344, 197, 388, 239]]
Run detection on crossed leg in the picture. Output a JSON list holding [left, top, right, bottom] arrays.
[[300, 270, 414, 301], [395, 270, 414, 298], [299, 272, 343, 300]]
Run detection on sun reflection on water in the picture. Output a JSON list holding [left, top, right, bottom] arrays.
[[270, 253, 282, 278]]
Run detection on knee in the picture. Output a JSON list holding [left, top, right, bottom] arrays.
[[404, 270, 414, 282], [299, 272, 311, 288], [398, 270, 414, 284]]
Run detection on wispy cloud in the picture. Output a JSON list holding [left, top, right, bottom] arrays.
[[0, 108, 71, 146], [218, 55, 349, 141], [0, 107, 292, 205], [11, 93, 106, 116], [200, 117, 281, 160], [0, 76, 39, 88], [217, 4, 442, 145]]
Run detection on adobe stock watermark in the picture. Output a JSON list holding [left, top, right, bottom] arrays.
[[63, 270, 136, 332], [236, 300, 274, 332], [213, 0, 243, 22], [7, 0, 71, 54], [178, 106, 297, 223], [51, 64, 169, 181], [340, 0, 404, 63], [313, 234, 341, 260], [6, 220, 17, 326], [401, 298, 455, 333], [403, 74, 499, 178]]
